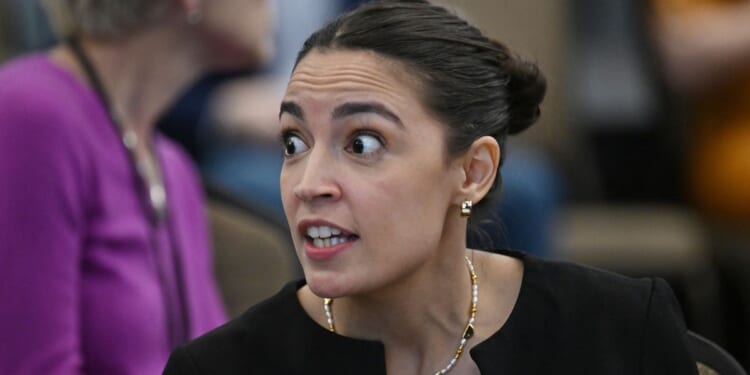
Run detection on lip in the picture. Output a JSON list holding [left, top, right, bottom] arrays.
[[297, 219, 355, 238], [304, 238, 356, 261], [297, 219, 358, 261]]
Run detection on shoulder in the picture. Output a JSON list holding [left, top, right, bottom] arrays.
[[0, 54, 50, 87], [0, 55, 95, 192], [522, 252, 661, 313], [165, 280, 387, 374], [504, 251, 695, 373], [164, 281, 305, 374], [533, 256, 690, 340], [479, 250, 671, 324], [0, 54, 83, 114], [0, 54, 94, 152], [191, 280, 302, 349], [495, 251, 670, 339], [474, 251, 696, 373]]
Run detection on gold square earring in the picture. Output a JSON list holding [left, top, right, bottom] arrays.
[[460, 200, 472, 218]]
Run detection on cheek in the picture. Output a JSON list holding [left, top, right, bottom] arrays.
[[348, 181, 450, 278], [280, 166, 307, 255], [206, 4, 273, 62], [279, 166, 296, 212], [243, 14, 272, 49], [348, 159, 452, 242]]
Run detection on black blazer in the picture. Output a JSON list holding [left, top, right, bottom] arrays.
[[164, 250, 698, 374]]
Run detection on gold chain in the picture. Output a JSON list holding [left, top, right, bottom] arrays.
[[323, 256, 478, 374]]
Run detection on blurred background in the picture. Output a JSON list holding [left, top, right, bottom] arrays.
[[2, 0, 748, 368]]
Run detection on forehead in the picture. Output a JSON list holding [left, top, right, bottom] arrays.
[[284, 49, 426, 111]]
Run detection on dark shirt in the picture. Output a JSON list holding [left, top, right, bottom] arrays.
[[164, 250, 698, 374]]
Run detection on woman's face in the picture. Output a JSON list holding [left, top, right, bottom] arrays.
[[200, 0, 274, 69], [279, 50, 466, 298]]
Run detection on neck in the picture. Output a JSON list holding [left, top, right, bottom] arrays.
[[339, 215, 472, 341], [51, 27, 206, 145], [334, 242, 475, 372]]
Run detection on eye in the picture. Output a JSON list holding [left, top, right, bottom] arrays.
[[347, 133, 384, 157], [282, 133, 309, 156]]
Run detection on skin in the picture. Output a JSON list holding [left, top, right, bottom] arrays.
[[199, 0, 274, 69], [280, 49, 524, 374], [48, 0, 273, 148], [652, 1, 750, 94]]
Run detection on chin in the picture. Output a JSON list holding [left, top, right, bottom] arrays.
[[304, 269, 356, 299], [208, 42, 273, 72], [209, 55, 259, 72]]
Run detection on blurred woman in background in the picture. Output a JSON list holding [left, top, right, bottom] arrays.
[[0, 0, 273, 373]]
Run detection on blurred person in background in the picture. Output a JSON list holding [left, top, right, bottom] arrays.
[[0, 0, 273, 373], [651, 0, 750, 366], [651, 0, 750, 227], [158, 0, 343, 218]]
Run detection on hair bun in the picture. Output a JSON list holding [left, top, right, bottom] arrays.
[[506, 58, 546, 135]]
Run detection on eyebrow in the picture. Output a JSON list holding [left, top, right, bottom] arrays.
[[279, 100, 404, 130], [279, 101, 304, 121], [332, 102, 404, 129]]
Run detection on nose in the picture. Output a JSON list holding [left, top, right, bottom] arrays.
[[291, 150, 342, 203]]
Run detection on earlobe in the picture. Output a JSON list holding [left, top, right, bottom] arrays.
[[459, 136, 500, 204]]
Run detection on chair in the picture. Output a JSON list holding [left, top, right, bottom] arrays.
[[688, 331, 747, 375], [205, 183, 301, 318]]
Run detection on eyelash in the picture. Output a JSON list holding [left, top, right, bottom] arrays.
[[278, 128, 294, 146], [278, 127, 387, 158], [346, 130, 386, 157], [279, 129, 307, 158]]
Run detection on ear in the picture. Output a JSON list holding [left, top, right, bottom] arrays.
[[453, 136, 501, 205]]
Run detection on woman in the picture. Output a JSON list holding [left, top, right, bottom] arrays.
[[164, 1, 697, 373], [0, 0, 272, 373]]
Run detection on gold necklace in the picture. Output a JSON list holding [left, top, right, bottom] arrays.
[[323, 256, 478, 375]]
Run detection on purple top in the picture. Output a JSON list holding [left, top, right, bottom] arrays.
[[0, 55, 227, 374]]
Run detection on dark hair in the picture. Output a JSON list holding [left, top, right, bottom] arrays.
[[294, 0, 546, 210]]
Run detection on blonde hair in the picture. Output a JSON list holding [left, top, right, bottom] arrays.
[[39, 0, 174, 38]]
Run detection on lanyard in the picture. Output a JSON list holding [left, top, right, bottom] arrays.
[[66, 37, 189, 348], [67, 37, 167, 223]]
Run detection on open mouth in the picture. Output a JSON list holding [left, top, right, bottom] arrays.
[[304, 224, 359, 248]]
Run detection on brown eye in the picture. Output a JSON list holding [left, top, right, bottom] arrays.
[[282, 134, 308, 156], [347, 134, 383, 156]]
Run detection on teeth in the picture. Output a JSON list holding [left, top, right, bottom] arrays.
[[307, 226, 319, 238], [306, 225, 357, 248], [310, 235, 352, 248], [306, 225, 343, 239], [319, 226, 332, 238]]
